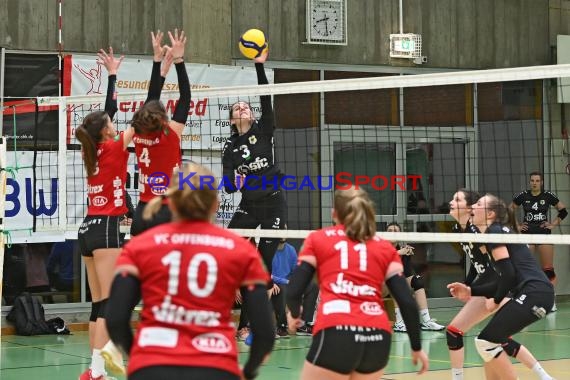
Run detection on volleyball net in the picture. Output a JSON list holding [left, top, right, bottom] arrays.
[[1, 63, 569, 243]]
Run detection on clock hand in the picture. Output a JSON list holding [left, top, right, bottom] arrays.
[[316, 17, 330, 23]]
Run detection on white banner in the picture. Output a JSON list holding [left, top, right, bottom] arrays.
[[68, 55, 274, 150], [4, 151, 241, 243]]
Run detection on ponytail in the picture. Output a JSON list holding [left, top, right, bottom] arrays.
[[486, 194, 518, 233], [334, 188, 376, 242], [76, 111, 108, 177]]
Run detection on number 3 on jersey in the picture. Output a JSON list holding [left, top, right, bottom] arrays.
[[139, 147, 151, 167], [335, 241, 368, 271]]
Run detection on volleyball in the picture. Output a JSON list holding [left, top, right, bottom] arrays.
[[239, 29, 268, 59]]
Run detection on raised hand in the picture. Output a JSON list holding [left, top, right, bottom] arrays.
[[254, 47, 268, 64], [97, 47, 124, 76], [161, 46, 174, 77], [168, 28, 187, 63], [151, 30, 166, 61]]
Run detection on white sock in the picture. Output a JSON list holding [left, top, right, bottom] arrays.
[[394, 308, 403, 324], [451, 367, 464, 380], [91, 349, 106, 378], [532, 362, 553, 380], [420, 308, 431, 323]]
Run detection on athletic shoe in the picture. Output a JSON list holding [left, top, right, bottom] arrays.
[[296, 324, 313, 336], [237, 327, 250, 341], [275, 326, 289, 339], [551, 303, 558, 312], [393, 321, 407, 332], [101, 341, 126, 375], [78, 369, 116, 380], [421, 319, 445, 331]]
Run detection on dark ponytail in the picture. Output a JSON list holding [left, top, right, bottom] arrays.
[[76, 111, 108, 176]]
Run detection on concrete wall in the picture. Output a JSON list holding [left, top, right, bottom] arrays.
[[0, 0, 557, 68]]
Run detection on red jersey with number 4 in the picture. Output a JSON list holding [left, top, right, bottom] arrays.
[[116, 220, 269, 376], [299, 225, 402, 334], [86, 132, 128, 216], [133, 124, 181, 202]]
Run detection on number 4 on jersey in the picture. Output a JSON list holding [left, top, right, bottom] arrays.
[[139, 147, 151, 167]]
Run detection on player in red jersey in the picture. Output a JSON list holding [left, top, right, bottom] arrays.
[[105, 163, 275, 380], [286, 187, 429, 380], [130, 29, 190, 236], [75, 47, 134, 380]]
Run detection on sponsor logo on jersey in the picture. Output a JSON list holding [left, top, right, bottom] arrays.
[[525, 212, 546, 222], [248, 135, 257, 145], [191, 333, 232, 353], [92, 196, 108, 207], [360, 302, 383, 316], [330, 273, 376, 296], [87, 184, 103, 194]]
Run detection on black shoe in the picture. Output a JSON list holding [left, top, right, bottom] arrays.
[[296, 324, 313, 336]]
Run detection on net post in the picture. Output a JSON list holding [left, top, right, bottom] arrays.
[[0, 136, 7, 344], [58, 97, 67, 233]]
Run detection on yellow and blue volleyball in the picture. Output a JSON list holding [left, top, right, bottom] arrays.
[[239, 29, 268, 59]]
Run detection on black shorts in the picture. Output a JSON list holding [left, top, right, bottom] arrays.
[[130, 201, 172, 236], [129, 366, 239, 380], [78, 215, 123, 257], [478, 282, 554, 344], [306, 326, 391, 374], [522, 225, 551, 235]]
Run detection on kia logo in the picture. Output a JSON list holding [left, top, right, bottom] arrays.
[[93, 196, 108, 206], [191, 333, 231, 353], [360, 302, 383, 316]]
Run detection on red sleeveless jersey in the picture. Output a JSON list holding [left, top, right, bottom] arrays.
[[86, 132, 128, 216], [116, 220, 268, 376], [299, 225, 401, 334], [133, 125, 181, 202]]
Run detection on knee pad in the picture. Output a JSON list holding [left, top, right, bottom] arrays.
[[475, 337, 504, 362], [90, 301, 101, 322], [502, 338, 521, 358], [446, 325, 464, 350], [410, 275, 424, 291], [98, 298, 108, 319], [543, 267, 556, 282]]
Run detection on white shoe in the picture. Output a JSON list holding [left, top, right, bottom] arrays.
[[421, 319, 445, 331], [101, 341, 126, 376], [551, 303, 557, 312], [393, 321, 407, 332]]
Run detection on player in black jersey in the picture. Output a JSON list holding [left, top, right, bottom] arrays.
[[446, 189, 554, 380], [222, 49, 286, 274], [450, 194, 554, 380], [386, 222, 444, 332], [511, 171, 567, 289]]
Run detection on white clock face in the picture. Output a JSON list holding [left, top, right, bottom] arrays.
[[311, 2, 342, 40]]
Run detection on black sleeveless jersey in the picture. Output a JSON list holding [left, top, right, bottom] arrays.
[[512, 190, 559, 234], [452, 221, 493, 280], [485, 223, 552, 293], [221, 63, 284, 202]]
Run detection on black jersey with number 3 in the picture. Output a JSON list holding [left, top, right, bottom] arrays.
[[512, 190, 559, 234], [485, 223, 552, 293], [453, 222, 496, 288], [222, 63, 283, 201]]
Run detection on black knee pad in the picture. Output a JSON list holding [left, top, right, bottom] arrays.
[[90, 301, 101, 322], [502, 338, 521, 358], [543, 268, 556, 281], [410, 275, 424, 291], [98, 298, 108, 319], [446, 326, 464, 350]]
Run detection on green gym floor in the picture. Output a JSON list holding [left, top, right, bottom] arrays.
[[1, 301, 569, 380]]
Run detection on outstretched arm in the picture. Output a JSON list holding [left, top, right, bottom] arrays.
[[146, 30, 168, 103], [254, 50, 275, 134], [167, 29, 191, 138], [97, 47, 124, 119]]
